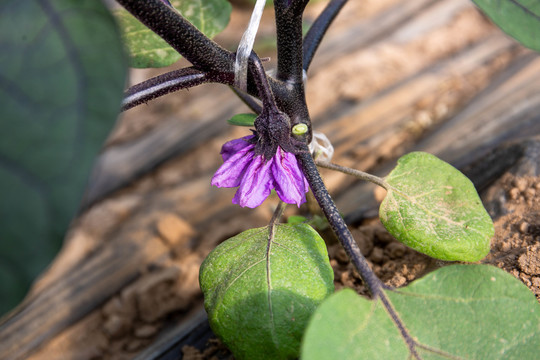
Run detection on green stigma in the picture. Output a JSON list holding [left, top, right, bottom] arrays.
[[292, 123, 308, 135]]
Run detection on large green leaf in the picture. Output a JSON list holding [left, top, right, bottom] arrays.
[[116, 0, 232, 68], [302, 264, 540, 359], [379, 152, 494, 262], [473, 0, 540, 52], [0, 0, 126, 315], [199, 224, 334, 360]]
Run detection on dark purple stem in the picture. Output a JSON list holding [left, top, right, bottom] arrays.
[[248, 53, 280, 111], [122, 67, 234, 111], [274, 0, 310, 84], [296, 148, 384, 296]]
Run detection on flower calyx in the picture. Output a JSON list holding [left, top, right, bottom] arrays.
[[251, 107, 306, 160]]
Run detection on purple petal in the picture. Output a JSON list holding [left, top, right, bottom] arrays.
[[221, 135, 255, 162], [233, 155, 273, 208], [271, 147, 308, 206], [212, 149, 254, 188]]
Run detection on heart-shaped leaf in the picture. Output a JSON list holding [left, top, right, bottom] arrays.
[[0, 0, 126, 314], [379, 152, 494, 261], [115, 0, 232, 68], [302, 264, 540, 359], [472, 0, 540, 52], [199, 224, 334, 360]]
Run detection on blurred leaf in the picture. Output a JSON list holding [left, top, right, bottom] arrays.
[[379, 152, 493, 262], [227, 113, 257, 127], [473, 0, 540, 52], [0, 0, 126, 314], [286, 215, 307, 224], [302, 264, 540, 359], [116, 0, 232, 68], [308, 214, 330, 232], [200, 224, 334, 360]]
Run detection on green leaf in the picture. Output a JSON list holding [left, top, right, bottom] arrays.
[[174, 0, 231, 38], [115, 0, 232, 68], [472, 0, 540, 52], [379, 152, 493, 262], [227, 113, 257, 127], [302, 264, 540, 359], [0, 0, 126, 314], [286, 215, 307, 225], [199, 224, 334, 360], [113, 10, 179, 68]]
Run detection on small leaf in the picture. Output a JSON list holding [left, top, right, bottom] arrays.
[[199, 224, 334, 360], [302, 264, 540, 359], [115, 0, 232, 68], [227, 113, 257, 127], [472, 0, 540, 52], [287, 215, 307, 224], [379, 152, 493, 261], [0, 0, 126, 314]]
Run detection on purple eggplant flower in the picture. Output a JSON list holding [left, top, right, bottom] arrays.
[[212, 135, 309, 208]]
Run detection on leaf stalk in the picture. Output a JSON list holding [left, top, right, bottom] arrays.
[[315, 160, 390, 189]]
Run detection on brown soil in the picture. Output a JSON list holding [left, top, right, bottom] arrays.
[[483, 175, 540, 298]]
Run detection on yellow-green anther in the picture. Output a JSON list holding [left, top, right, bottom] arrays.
[[292, 123, 308, 135]]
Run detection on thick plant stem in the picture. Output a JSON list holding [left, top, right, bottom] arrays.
[[296, 149, 384, 297], [117, 0, 308, 119], [274, 0, 309, 84]]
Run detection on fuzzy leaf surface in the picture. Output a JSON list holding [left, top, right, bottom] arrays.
[[472, 0, 540, 52], [199, 224, 334, 360], [302, 264, 540, 359], [0, 0, 126, 314], [116, 0, 231, 68], [379, 152, 493, 261]]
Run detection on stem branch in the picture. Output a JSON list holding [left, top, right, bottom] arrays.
[[248, 53, 279, 111], [315, 160, 389, 189], [122, 68, 209, 111], [270, 201, 287, 226], [296, 148, 384, 297]]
